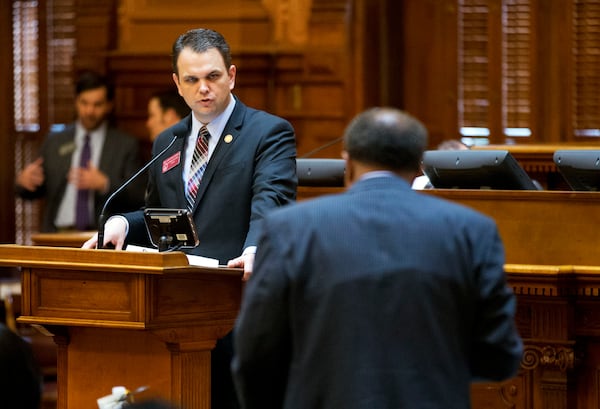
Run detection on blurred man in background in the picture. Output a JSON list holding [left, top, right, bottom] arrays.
[[15, 70, 145, 232]]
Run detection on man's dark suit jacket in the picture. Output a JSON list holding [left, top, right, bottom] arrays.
[[125, 98, 298, 264], [16, 124, 145, 232], [232, 175, 524, 409]]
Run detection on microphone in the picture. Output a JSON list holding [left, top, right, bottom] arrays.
[[96, 124, 187, 249]]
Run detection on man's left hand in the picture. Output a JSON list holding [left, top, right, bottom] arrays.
[[227, 252, 254, 281]]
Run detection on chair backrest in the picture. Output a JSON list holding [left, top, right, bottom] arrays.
[[296, 158, 345, 187]]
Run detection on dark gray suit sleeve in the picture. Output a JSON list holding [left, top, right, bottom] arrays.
[[232, 216, 291, 409], [470, 221, 523, 381]]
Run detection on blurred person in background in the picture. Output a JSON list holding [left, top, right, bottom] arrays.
[[15, 70, 145, 232]]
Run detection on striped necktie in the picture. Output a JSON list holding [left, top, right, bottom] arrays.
[[75, 134, 91, 230], [186, 125, 210, 210]]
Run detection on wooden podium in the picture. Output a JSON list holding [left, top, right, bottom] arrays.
[[31, 231, 95, 247], [0, 244, 243, 409]]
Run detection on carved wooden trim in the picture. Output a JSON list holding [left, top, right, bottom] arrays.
[[499, 382, 520, 407], [521, 344, 575, 372]]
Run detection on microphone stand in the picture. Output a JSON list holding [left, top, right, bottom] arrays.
[[96, 134, 181, 249]]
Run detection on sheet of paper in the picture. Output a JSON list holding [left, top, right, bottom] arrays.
[[125, 245, 219, 267]]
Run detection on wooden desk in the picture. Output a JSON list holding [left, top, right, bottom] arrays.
[[424, 189, 600, 265], [0, 245, 242, 409]]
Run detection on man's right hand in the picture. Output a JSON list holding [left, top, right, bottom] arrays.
[[16, 157, 45, 191], [82, 216, 128, 250]]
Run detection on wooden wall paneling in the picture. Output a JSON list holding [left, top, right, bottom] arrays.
[[1, 1, 15, 244], [109, 0, 358, 160], [401, 0, 459, 148], [438, 0, 459, 146], [534, 0, 569, 143], [234, 50, 304, 115], [486, 0, 503, 144], [298, 0, 356, 156], [380, 0, 406, 110], [232, 50, 348, 158], [108, 54, 174, 139], [74, 0, 118, 73], [354, 0, 409, 111], [278, 51, 348, 157], [116, 0, 271, 53], [350, 0, 370, 112], [233, 52, 273, 113], [558, 0, 575, 144]]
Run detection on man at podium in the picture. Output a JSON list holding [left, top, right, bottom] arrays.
[[83, 28, 297, 409]]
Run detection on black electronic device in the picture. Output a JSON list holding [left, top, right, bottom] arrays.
[[422, 149, 538, 190], [296, 158, 345, 187], [144, 208, 199, 252], [553, 150, 600, 191]]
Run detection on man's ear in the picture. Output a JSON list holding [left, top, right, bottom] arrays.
[[172, 73, 182, 95], [341, 151, 353, 187], [228, 65, 236, 90]]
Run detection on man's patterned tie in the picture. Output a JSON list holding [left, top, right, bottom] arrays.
[[186, 125, 210, 210]]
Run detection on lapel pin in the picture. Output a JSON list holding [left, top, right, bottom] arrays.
[[59, 142, 76, 156], [224, 134, 233, 144]]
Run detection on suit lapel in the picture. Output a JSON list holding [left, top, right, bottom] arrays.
[[172, 137, 188, 206]]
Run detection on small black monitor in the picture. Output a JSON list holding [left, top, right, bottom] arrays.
[[422, 149, 539, 190], [553, 150, 600, 191], [144, 208, 199, 252], [296, 158, 345, 187]]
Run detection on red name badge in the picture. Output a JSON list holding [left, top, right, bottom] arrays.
[[162, 152, 181, 173]]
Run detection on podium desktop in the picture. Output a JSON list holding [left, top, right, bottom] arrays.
[[0, 244, 242, 409]]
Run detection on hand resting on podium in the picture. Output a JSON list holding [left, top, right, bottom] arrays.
[[82, 216, 127, 250]]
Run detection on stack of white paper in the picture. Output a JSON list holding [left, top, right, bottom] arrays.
[[125, 245, 219, 267]]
